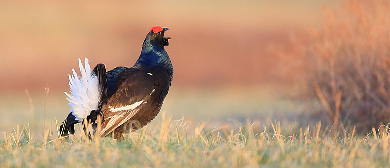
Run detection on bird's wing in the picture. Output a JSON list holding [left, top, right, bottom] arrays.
[[99, 68, 155, 137]]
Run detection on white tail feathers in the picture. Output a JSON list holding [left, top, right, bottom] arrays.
[[65, 58, 101, 122]]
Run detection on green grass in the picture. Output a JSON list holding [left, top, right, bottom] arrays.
[[1, 0, 389, 166], [1, 87, 389, 167], [1, 113, 390, 167]]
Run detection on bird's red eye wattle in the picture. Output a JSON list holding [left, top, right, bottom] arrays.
[[150, 26, 163, 33]]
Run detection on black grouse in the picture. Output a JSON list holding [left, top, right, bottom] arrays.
[[59, 26, 173, 139]]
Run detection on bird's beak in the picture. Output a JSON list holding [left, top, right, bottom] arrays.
[[162, 28, 170, 39], [162, 28, 170, 46], [161, 28, 169, 37]]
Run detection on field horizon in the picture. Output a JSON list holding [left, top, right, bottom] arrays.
[[2, 0, 390, 167]]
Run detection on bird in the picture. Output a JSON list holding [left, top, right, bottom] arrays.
[[59, 26, 173, 139]]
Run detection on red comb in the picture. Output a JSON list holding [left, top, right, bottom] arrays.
[[150, 26, 163, 33]]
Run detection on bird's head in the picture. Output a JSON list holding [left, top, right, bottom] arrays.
[[136, 26, 172, 69], [147, 26, 170, 47]]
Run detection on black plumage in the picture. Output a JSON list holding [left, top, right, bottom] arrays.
[[59, 26, 173, 139]]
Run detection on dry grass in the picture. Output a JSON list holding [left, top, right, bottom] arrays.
[[285, 0, 390, 132], [1, 114, 390, 167], [0, 85, 388, 167], [3, 0, 390, 166]]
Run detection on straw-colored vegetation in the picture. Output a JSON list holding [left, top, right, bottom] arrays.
[[285, 0, 390, 132], [2, 0, 390, 167], [1, 113, 390, 167]]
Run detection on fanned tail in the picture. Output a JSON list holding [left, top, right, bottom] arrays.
[[59, 58, 107, 137], [65, 58, 102, 121]]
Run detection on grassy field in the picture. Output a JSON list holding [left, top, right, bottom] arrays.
[[1, 111, 390, 167], [2, 0, 390, 167], [0, 87, 389, 167]]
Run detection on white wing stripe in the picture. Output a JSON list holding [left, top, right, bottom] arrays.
[[101, 113, 125, 134], [149, 89, 155, 96], [109, 100, 145, 112], [100, 108, 143, 137]]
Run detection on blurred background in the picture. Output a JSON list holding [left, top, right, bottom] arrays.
[[0, 0, 351, 135]]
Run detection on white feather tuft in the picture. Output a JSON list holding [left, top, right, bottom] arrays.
[[65, 58, 101, 122]]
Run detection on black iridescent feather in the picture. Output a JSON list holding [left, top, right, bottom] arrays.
[[59, 26, 172, 139]]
